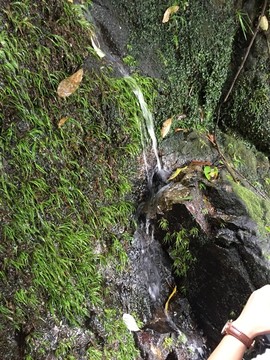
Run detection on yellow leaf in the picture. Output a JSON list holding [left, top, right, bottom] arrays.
[[161, 117, 172, 138], [259, 15, 269, 31], [162, 6, 179, 23], [57, 69, 84, 98], [168, 166, 187, 181], [165, 286, 177, 313], [58, 117, 69, 128]]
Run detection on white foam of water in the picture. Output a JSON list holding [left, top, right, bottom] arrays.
[[132, 86, 161, 172]]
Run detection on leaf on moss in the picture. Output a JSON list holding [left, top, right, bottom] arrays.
[[259, 15, 269, 31], [122, 314, 140, 332], [57, 69, 84, 98], [168, 166, 187, 181], [162, 6, 179, 23], [161, 118, 173, 138], [58, 117, 69, 128], [203, 165, 219, 181]]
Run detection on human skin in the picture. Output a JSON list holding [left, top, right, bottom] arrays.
[[208, 285, 270, 360]]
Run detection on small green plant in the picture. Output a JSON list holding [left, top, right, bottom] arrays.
[[235, 10, 252, 40], [163, 335, 174, 350], [123, 55, 137, 67], [203, 165, 219, 181], [163, 229, 194, 278], [159, 217, 169, 231]]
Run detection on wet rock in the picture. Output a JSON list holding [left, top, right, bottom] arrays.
[[144, 131, 270, 358]]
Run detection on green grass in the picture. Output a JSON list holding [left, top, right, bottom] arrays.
[[0, 0, 154, 357]]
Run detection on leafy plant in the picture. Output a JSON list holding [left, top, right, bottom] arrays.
[[203, 165, 219, 181], [235, 10, 252, 40]]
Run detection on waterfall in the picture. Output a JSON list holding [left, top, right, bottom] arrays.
[[132, 84, 161, 172], [90, 32, 162, 185]]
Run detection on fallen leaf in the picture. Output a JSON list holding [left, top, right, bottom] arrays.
[[162, 6, 179, 23], [203, 165, 219, 181], [174, 127, 189, 133], [58, 117, 69, 128], [161, 118, 172, 138], [168, 166, 187, 181], [259, 15, 269, 31], [176, 113, 186, 121], [164, 286, 177, 314], [122, 314, 140, 332], [57, 69, 84, 98], [91, 36, 106, 58]]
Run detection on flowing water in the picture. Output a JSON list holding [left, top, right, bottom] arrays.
[[89, 30, 162, 185]]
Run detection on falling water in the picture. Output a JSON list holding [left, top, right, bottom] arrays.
[[132, 85, 161, 172], [89, 32, 162, 184]]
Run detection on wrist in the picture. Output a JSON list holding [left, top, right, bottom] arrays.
[[232, 318, 256, 339], [221, 320, 255, 349]]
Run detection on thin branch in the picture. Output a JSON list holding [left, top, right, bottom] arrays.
[[224, 0, 268, 103]]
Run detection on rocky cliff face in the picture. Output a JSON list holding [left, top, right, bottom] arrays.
[[89, 0, 270, 358]]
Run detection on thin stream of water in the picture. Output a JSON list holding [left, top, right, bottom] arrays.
[[89, 31, 162, 184], [132, 85, 161, 172]]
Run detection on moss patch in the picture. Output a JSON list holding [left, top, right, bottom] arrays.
[[0, 0, 149, 357], [113, 0, 237, 130], [232, 182, 270, 239]]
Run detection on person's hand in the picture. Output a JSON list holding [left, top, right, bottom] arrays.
[[233, 285, 270, 339]]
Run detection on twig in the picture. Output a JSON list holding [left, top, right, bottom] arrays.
[[224, 0, 268, 103], [213, 0, 269, 199]]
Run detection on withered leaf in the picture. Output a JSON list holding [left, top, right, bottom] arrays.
[[162, 6, 179, 23], [161, 117, 172, 138], [58, 117, 69, 128], [122, 314, 140, 332], [57, 69, 84, 98], [168, 166, 187, 181], [259, 15, 269, 31]]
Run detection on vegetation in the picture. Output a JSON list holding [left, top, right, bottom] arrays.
[[115, 0, 237, 131], [231, 183, 270, 240], [159, 220, 197, 278], [0, 0, 149, 357], [1, 0, 270, 357]]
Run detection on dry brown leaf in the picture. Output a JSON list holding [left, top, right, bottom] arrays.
[[58, 117, 69, 128], [174, 127, 189, 133], [161, 117, 173, 138], [162, 6, 179, 23], [57, 69, 84, 98]]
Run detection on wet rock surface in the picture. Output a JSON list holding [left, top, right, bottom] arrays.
[[139, 130, 270, 359]]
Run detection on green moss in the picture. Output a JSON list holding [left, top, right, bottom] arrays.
[[224, 33, 270, 153], [115, 0, 237, 129], [0, 0, 156, 357], [232, 182, 270, 238]]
